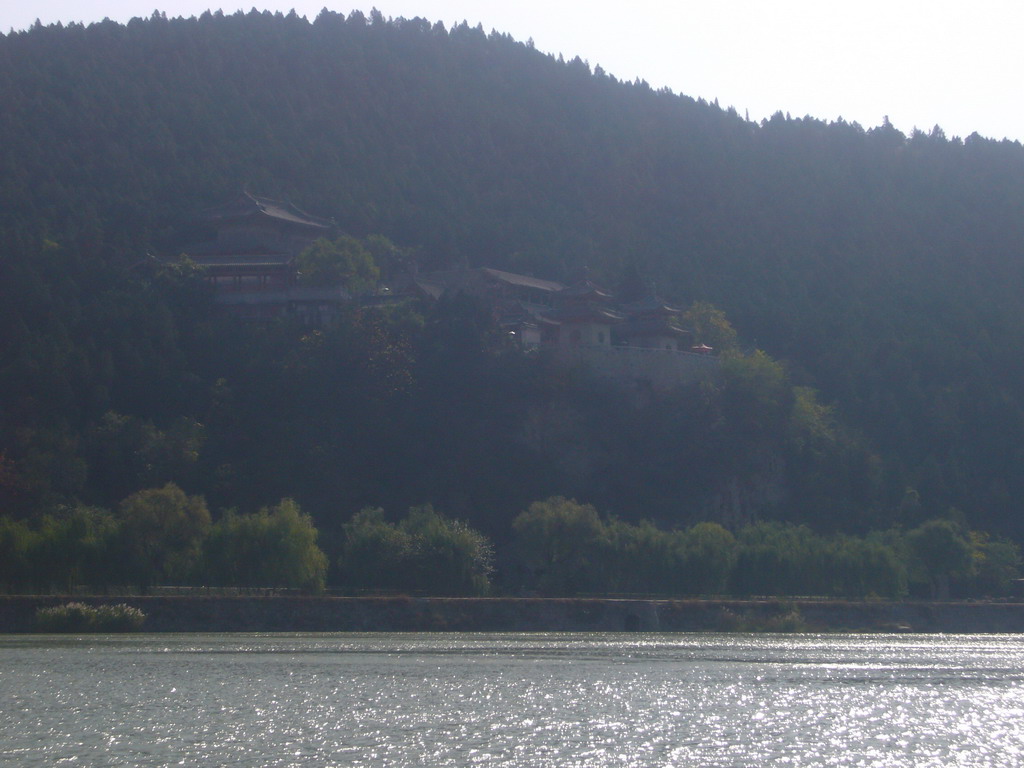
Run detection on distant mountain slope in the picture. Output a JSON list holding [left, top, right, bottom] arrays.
[[2, 10, 1024, 535]]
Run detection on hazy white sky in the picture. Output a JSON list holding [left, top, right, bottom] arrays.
[[4, 1, 1022, 141]]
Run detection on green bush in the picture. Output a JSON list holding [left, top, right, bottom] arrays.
[[35, 602, 146, 632], [204, 499, 328, 592], [338, 505, 493, 595]]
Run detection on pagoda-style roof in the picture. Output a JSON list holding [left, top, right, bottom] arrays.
[[420, 267, 565, 296], [618, 317, 692, 338], [410, 278, 446, 300], [545, 303, 625, 324], [200, 192, 333, 231], [214, 285, 350, 306], [193, 257, 294, 270], [184, 240, 292, 259], [620, 295, 683, 317], [477, 268, 565, 293], [557, 279, 615, 302]]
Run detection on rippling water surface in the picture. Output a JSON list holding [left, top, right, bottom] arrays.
[[2, 632, 1023, 766]]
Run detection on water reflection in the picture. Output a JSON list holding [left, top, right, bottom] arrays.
[[2, 632, 1023, 766]]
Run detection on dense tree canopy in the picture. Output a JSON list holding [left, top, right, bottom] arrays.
[[2, 9, 1024, 592]]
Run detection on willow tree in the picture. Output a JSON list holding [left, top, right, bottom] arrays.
[[204, 498, 327, 592], [117, 483, 210, 591]]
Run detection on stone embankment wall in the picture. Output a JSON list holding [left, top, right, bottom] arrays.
[[556, 345, 720, 390], [3, 596, 1024, 634]]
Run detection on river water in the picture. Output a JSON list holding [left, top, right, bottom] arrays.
[[1, 632, 1023, 767]]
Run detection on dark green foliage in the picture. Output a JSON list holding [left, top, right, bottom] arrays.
[[719, 351, 793, 440], [966, 533, 1022, 597], [730, 522, 907, 598], [905, 518, 974, 599], [599, 519, 737, 596], [84, 412, 204, 504], [683, 302, 738, 354], [0, 495, 1015, 598], [0, 516, 36, 591], [677, 522, 739, 595], [827, 534, 907, 599], [338, 505, 494, 595], [336, 507, 416, 593], [730, 522, 828, 597], [33, 505, 119, 592]]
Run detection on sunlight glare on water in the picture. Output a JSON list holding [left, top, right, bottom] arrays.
[[1, 632, 1023, 767]]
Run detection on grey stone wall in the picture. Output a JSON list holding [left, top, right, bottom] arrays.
[[553, 345, 720, 390]]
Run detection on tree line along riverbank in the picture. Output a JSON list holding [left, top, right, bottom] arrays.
[[4, 595, 1024, 634], [2, 491, 1019, 601]]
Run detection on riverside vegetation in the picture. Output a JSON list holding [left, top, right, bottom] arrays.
[[34, 602, 146, 632], [2, 12, 1024, 600], [0, 491, 1017, 600]]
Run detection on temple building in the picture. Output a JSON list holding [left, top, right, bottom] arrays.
[[182, 192, 348, 322], [616, 296, 693, 351], [417, 266, 719, 389], [178, 193, 717, 386], [541, 278, 624, 350], [408, 267, 566, 348]]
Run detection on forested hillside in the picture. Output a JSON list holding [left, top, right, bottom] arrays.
[[2, 10, 1024, 591]]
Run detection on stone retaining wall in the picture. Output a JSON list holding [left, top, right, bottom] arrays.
[[3, 596, 1024, 634]]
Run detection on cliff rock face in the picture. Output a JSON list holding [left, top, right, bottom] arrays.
[[519, 396, 791, 527], [702, 450, 788, 528], [519, 402, 599, 493]]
